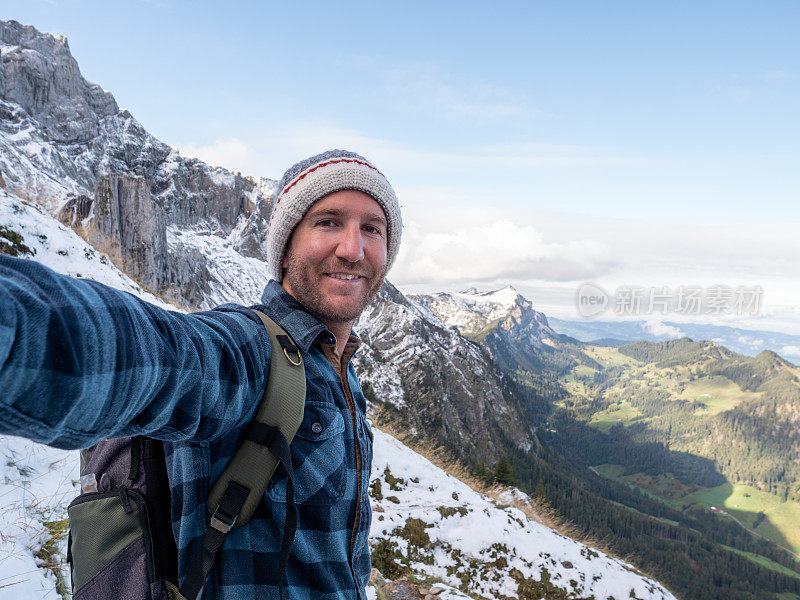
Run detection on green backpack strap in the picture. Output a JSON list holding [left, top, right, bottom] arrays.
[[180, 309, 306, 600]]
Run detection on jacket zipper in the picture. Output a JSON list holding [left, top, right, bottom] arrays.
[[338, 369, 363, 557]]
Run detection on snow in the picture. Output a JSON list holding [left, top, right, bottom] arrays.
[[413, 287, 528, 335], [0, 190, 176, 311], [0, 437, 78, 599], [166, 225, 270, 309], [370, 428, 677, 600], [458, 285, 523, 308]]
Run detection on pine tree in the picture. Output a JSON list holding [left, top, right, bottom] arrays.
[[494, 456, 516, 486]]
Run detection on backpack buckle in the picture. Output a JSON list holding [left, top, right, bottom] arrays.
[[276, 334, 302, 366], [210, 509, 237, 533]]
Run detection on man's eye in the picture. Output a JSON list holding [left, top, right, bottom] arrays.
[[363, 225, 383, 235], [317, 219, 336, 227]]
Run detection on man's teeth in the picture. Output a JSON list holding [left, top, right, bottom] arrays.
[[329, 273, 360, 280]]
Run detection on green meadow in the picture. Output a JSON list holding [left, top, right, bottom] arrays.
[[588, 401, 640, 432], [594, 464, 800, 558], [679, 375, 761, 415]]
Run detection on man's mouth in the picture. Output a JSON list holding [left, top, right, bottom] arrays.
[[326, 272, 363, 281]]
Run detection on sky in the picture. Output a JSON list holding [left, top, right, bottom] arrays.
[[4, 1, 800, 331]]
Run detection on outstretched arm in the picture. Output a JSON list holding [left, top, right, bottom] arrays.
[[0, 255, 270, 449]]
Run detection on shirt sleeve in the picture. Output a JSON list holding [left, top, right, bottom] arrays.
[[0, 255, 270, 449]]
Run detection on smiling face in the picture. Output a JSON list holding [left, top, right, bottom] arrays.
[[281, 189, 389, 332]]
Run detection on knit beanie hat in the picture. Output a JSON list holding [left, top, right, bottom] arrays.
[[267, 149, 402, 282]]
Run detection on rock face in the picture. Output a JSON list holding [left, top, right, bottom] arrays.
[[0, 20, 118, 144], [413, 287, 592, 375], [0, 19, 275, 308], [355, 282, 539, 466], [91, 174, 165, 290]]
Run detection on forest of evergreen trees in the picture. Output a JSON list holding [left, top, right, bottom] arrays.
[[490, 337, 800, 598]]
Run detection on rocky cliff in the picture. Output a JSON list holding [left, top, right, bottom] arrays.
[[0, 19, 274, 308], [413, 287, 597, 377], [355, 282, 539, 467]]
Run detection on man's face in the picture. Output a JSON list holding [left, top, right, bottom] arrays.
[[281, 189, 388, 327]]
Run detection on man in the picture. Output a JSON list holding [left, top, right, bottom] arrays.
[[0, 149, 402, 599]]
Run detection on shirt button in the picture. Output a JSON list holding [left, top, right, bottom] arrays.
[[311, 422, 323, 434]]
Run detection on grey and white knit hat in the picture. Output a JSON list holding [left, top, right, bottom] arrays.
[[266, 149, 402, 282]]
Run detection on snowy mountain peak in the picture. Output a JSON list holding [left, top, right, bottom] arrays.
[[411, 286, 546, 342], [456, 285, 528, 310], [0, 18, 277, 309], [0, 20, 118, 145]]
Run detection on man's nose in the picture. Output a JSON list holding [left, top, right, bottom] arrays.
[[335, 223, 364, 262]]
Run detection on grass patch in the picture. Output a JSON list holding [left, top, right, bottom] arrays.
[[594, 465, 800, 558], [588, 401, 640, 432], [573, 364, 598, 378], [720, 545, 800, 580], [683, 484, 800, 556], [679, 375, 761, 415], [0, 225, 35, 257], [583, 346, 641, 367], [34, 517, 70, 599]]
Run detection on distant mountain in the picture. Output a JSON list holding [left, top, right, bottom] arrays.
[[549, 317, 800, 364], [613, 338, 800, 498], [412, 288, 596, 403]]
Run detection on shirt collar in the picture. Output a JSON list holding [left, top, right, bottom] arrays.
[[258, 280, 360, 353]]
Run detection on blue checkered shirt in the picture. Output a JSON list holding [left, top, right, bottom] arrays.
[[0, 255, 373, 599]]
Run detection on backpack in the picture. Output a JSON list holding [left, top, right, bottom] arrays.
[[66, 309, 306, 600]]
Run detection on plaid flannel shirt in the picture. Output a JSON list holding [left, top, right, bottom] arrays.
[[0, 255, 373, 599]]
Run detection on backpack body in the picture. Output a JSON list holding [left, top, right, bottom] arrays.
[[67, 438, 179, 599], [66, 309, 306, 600]]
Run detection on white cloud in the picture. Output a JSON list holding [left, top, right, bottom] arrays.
[[737, 335, 765, 350], [641, 319, 683, 339], [390, 219, 615, 286], [764, 69, 793, 82], [174, 138, 260, 175], [779, 345, 800, 361]]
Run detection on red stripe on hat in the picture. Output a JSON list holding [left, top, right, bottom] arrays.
[[268, 158, 385, 230]]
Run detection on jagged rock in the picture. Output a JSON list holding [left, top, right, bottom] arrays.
[[381, 577, 424, 600], [0, 19, 276, 309], [91, 174, 166, 290], [0, 20, 118, 144], [370, 567, 387, 588], [356, 281, 539, 466]]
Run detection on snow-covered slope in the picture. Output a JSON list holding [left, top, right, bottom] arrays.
[[0, 437, 77, 599], [414, 287, 531, 336], [369, 429, 676, 600]]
